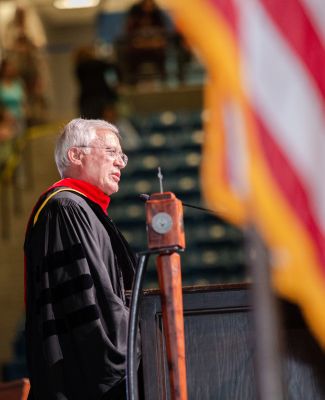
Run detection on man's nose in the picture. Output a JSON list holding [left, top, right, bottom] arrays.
[[114, 155, 126, 168]]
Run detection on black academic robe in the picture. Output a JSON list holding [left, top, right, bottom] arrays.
[[24, 188, 137, 400]]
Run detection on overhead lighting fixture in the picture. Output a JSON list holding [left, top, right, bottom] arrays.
[[53, 0, 99, 9]]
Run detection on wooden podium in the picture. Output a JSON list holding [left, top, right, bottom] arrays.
[[139, 284, 325, 400]]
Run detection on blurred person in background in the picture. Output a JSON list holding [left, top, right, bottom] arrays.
[[9, 33, 49, 125], [0, 103, 15, 169], [173, 32, 193, 84], [74, 45, 141, 149], [0, 58, 26, 137], [120, 0, 168, 84], [74, 45, 120, 120], [4, 6, 49, 125]]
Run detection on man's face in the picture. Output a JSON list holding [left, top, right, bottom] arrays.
[[79, 129, 125, 195]]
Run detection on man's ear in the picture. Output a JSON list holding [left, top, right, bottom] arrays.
[[67, 147, 83, 166]]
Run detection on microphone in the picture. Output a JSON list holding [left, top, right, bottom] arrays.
[[139, 193, 221, 215], [139, 193, 150, 202]]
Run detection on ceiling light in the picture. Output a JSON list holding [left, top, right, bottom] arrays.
[[53, 0, 99, 9]]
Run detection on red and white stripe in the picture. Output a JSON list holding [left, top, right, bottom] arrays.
[[236, 0, 325, 255], [163, 0, 325, 346]]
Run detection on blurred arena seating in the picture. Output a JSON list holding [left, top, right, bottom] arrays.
[[109, 109, 246, 287]]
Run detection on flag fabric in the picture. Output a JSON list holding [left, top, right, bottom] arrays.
[[162, 0, 325, 348]]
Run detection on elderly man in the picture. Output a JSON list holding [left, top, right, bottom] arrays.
[[24, 118, 137, 400]]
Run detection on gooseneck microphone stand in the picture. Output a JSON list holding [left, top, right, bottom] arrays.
[[126, 246, 185, 400], [126, 252, 149, 400]]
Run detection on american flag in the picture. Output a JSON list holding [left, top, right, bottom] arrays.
[[163, 0, 325, 348]]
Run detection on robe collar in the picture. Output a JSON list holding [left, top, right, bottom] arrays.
[[50, 178, 111, 214]]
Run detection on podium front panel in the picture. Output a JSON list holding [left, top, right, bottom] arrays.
[[139, 284, 325, 400]]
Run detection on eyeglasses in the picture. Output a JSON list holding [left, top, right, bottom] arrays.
[[77, 146, 128, 166]]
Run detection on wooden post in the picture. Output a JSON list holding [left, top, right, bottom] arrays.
[[156, 253, 188, 400], [145, 189, 188, 400]]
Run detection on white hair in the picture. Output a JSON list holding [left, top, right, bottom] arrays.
[[54, 118, 120, 178]]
